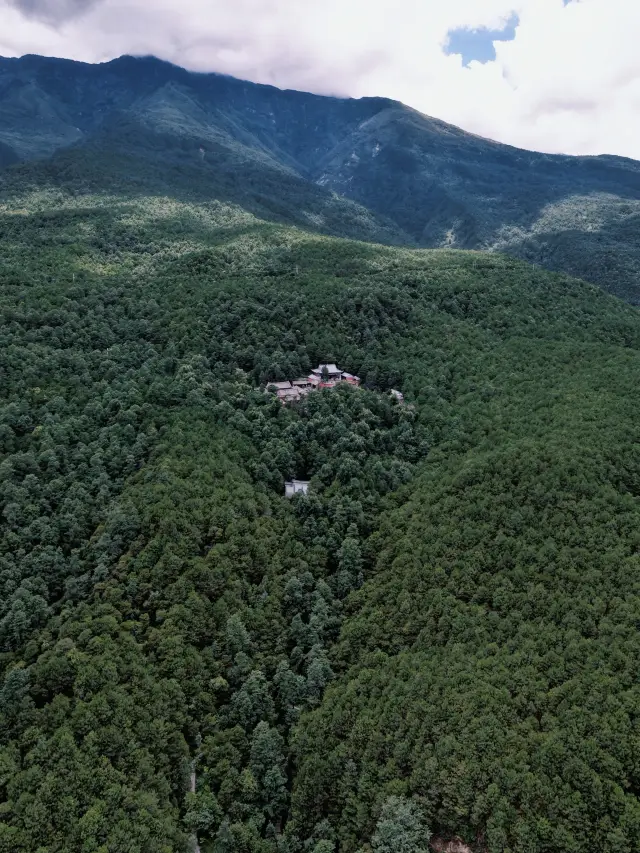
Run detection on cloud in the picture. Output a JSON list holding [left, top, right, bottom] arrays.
[[6, 0, 98, 24], [0, 0, 639, 159]]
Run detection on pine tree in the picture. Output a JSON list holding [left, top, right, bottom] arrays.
[[371, 797, 431, 853]]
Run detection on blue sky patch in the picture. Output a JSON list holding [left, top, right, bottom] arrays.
[[444, 13, 519, 67]]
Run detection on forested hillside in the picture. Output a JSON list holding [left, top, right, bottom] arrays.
[[2, 53, 640, 303], [1, 178, 640, 853]]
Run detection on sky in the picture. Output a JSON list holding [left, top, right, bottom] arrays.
[[1, 0, 639, 160]]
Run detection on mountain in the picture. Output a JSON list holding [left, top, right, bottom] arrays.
[[2, 53, 640, 853], [1, 54, 640, 302], [0, 140, 19, 169]]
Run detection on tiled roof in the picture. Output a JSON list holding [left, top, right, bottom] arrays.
[[312, 363, 341, 375]]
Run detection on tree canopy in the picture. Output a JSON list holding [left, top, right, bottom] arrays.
[[0, 186, 639, 853]]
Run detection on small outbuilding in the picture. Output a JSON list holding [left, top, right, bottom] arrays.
[[277, 387, 302, 403], [341, 372, 361, 386], [390, 389, 404, 403], [266, 380, 302, 403], [285, 479, 310, 498]]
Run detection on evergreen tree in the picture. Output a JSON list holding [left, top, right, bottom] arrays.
[[371, 797, 431, 853]]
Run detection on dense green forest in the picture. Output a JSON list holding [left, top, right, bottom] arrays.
[[1, 183, 640, 853]]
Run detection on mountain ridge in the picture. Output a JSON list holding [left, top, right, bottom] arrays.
[[1, 52, 640, 302]]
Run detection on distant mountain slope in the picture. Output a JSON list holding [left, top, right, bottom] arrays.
[[316, 104, 640, 303], [1, 53, 640, 302], [0, 139, 18, 168]]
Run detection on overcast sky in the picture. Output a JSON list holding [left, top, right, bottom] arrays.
[[2, 0, 639, 160]]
